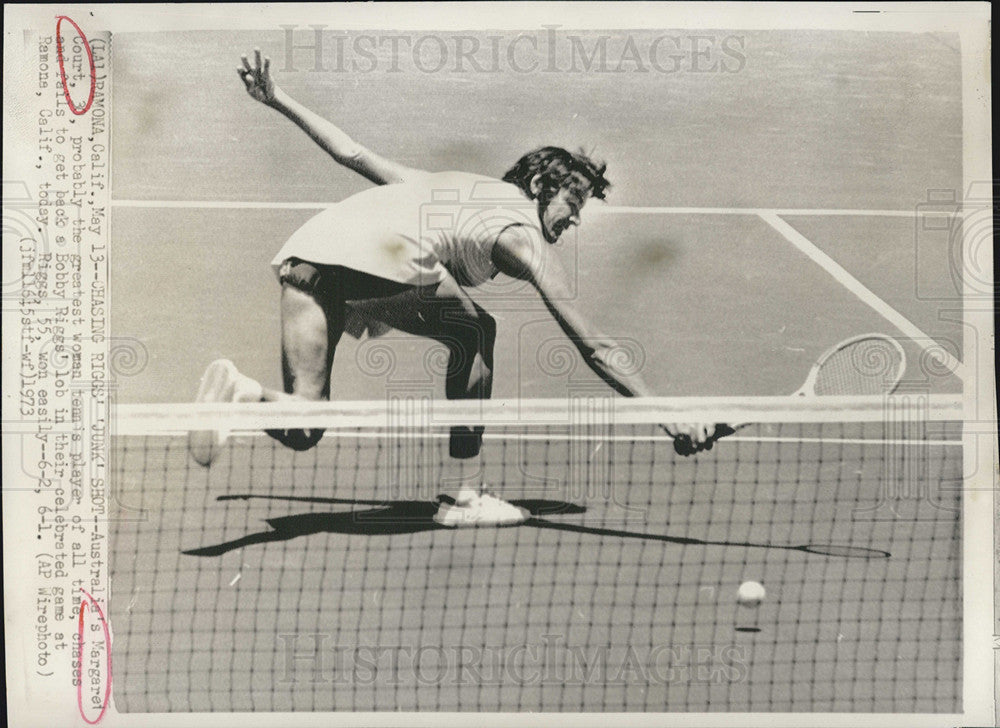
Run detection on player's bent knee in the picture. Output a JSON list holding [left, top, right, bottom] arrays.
[[478, 312, 497, 345]]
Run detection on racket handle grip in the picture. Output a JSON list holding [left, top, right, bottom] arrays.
[[672, 423, 738, 456]]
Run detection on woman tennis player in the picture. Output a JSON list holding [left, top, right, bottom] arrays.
[[189, 49, 718, 527]]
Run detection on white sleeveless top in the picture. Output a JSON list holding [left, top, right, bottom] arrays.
[[272, 171, 539, 288]]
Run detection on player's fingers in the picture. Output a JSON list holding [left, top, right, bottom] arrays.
[[263, 56, 271, 77], [241, 55, 252, 73], [237, 68, 252, 89], [254, 48, 263, 73]]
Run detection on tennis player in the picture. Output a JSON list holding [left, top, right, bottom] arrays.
[[190, 50, 718, 527]]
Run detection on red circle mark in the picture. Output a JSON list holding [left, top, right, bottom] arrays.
[[77, 588, 112, 724], [55, 16, 96, 115]]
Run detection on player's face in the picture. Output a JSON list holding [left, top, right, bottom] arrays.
[[538, 186, 589, 243]]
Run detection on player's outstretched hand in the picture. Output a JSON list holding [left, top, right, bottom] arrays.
[[238, 49, 277, 105], [662, 422, 736, 456]]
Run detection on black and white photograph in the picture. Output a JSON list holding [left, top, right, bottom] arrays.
[[2, 3, 994, 726]]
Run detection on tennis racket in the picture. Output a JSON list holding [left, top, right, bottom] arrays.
[[783, 332, 907, 398], [673, 333, 907, 455]]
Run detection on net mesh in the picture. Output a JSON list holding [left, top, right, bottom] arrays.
[[109, 397, 962, 713]]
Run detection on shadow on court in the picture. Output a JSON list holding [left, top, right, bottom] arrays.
[[181, 496, 585, 556], [182, 494, 888, 559], [528, 519, 890, 559]]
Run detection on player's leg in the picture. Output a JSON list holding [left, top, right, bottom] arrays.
[[188, 258, 341, 464], [349, 276, 526, 526], [422, 283, 527, 526], [266, 260, 416, 450], [261, 277, 343, 450], [429, 280, 496, 462], [349, 275, 495, 456]]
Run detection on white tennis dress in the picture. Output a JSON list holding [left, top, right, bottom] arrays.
[[271, 171, 540, 289]]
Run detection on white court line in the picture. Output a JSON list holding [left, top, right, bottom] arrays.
[[110, 199, 960, 217], [132, 429, 961, 447], [592, 206, 957, 218], [374, 432, 962, 447], [112, 199, 334, 210], [758, 212, 967, 381], [109, 197, 967, 379]]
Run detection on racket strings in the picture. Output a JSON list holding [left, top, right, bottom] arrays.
[[812, 337, 905, 396]]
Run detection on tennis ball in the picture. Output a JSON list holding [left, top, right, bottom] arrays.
[[737, 581, 765, 607]]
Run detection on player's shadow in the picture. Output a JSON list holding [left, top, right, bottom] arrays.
[[527, 519, 890, 559], [181, 495, 585, 557], [183, 494, 887, 560]]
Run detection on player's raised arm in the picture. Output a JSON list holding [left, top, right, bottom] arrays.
[[237, 49, 421, 186], [492, 226, 655, 397], [491, 226, 719, 454]]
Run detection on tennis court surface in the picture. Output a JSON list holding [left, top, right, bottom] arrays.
[[109, 397, 962, 712], [108, 27, 968, 714]]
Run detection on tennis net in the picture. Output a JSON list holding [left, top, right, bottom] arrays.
[[109, 395, 963, 713]]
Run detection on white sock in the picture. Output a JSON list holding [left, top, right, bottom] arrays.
[[454, 486, 480, 505], [441, 453, 483, 504]]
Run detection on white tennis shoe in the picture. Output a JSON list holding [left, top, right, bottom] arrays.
[[188, 359, 263, 467], [433, 487, 529, 528]]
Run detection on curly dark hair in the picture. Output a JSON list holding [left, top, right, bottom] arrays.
[[502, 146, 610, 204]]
